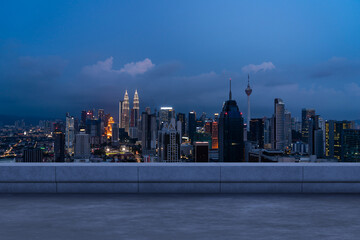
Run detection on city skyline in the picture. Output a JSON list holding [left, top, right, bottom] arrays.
[[1, 1, 360, 121], [1, 2, 360, 239]]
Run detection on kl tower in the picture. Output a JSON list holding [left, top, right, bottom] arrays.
[[245, 74, 252, 131]]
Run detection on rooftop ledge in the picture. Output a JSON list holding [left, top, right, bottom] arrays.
[[0, 163, 360, 193]]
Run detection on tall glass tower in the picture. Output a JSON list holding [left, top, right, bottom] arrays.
[[123, 90, 130, 133], [219, 78, 245, 162]]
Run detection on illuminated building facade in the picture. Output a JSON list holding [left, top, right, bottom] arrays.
[[341, 129, 360, 162], [122, 91, 130, 133], [325, 120, 353, 160], [106, 117, 115, 139], [132, 90, 140, 127], [211, 121, 218, 149], [65, 113, 75, 155], [203, 120, 218, 150]]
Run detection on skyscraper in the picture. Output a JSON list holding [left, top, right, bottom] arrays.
[[141, 111, 157, 156], [85, 119, 102, 145], [341, 129, 360, 162], [122, 90, 130, 133], [272, 98, 285, 150], [119, 100, 123, 128], [250, 118, 264, 149], [74, 129, 90, 161], [65, 113, 75, 155], [129, 90, 140, 139], [325, 120, 353, 160], [81, 110, 87, 126], [245, 74, 252, 131], [176, 113, 186, 137], [158, 118, 181, 162], [211, 121, 219, 149], [188, 111, 196, 143], [264, 117, 272, 148], [54, 130, 65, 162], [112, 123, 119, 143], [133, 90, 140, 127], [105, 117, 114, 139], [159, 107, 175, 125], [301, 108, 315, 144], [284, 110, 292, 147], [218, 78, 244, 162], [309, 115, 324, 158]]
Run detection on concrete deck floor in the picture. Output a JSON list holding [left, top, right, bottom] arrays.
[[0, 194, 359, 240]]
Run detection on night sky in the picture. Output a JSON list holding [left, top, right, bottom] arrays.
[[1, 0, 360, 121]]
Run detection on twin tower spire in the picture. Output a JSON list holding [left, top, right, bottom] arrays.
[[119, 90, 140, 134]]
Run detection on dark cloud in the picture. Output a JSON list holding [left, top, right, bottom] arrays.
[[310, 57, 360, 79], [0, 53, 68, 118], [2, 53, 360, 121]]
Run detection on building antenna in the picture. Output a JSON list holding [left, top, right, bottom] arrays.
[[229, 78, 232, 100]]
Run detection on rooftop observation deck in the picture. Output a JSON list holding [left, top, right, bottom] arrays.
[[1, 163, 360, 193], [1, 163, 360, 239], [1, 193, 359, 240]]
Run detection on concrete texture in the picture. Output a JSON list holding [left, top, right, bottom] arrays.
[[221, 183, 302, 193], [57, 183, 138, 193], [303, 165, 360, 182], [1, 163, 360, 193], [0, 194, 360, 240], [139, 182, 220, 193], [0, 165, 55, 182], [55, 165, 138, 182], [220, 165, 303, 182], [138, 164, 220, 182], [0, 183, 56, 193]]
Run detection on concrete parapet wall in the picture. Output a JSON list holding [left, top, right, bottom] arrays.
[[1, 163, 360, 193]]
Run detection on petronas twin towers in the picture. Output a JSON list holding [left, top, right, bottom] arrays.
[[119, 90, 140, 134]]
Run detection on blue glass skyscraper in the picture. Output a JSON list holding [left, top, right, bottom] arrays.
[[219, 79, 244, 162]]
